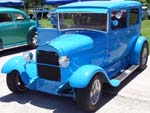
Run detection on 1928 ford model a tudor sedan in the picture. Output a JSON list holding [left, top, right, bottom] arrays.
[[1, 0, 149, 112]]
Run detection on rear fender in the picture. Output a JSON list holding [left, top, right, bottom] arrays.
[[129, 36, 148, 65], [69, 65, 120, 88]]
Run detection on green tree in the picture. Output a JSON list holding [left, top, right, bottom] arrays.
[[146, 0, 150, 3]]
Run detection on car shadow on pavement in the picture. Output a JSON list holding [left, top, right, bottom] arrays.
[[0, 46, 32, 57], [0, 68, 145, 113]]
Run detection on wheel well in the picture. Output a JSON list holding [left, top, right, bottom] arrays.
[[27, 28, 36, 43], [96, 72, 108, 83], [145, 41, 149, 54]]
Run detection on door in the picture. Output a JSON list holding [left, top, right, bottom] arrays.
[[12, 13, 31, 44], [109, 9, 129, 63], [106, 9, 129, 78]]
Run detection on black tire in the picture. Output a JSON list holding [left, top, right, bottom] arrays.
[[28, 31, 38, 49], [76, 75, 103, 112], [6, 71, 28, 94], [138, 42, 149, 71]]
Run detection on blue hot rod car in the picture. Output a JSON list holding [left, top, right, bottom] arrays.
[[1, 0, 149, 112]]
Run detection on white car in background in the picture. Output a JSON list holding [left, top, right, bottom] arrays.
[[142, 6, 148, 20]]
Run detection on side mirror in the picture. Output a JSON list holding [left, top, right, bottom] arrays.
[[29, 14, 33, 19], [112, 20, 118, 27]]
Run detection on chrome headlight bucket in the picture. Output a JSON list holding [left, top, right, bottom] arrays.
[[59, 56, 70, 67], [23, 52, 33, 62]]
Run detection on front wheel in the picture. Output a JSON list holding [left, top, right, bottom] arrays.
[[138, 42, 149, 71], [76, 75, 103, 112], [6, 71, 28, 94]]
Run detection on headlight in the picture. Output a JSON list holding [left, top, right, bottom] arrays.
[[59, 56, 70, 67], [23, 52, 33, 62]]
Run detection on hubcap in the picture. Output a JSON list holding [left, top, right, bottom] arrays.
[[90, 79, 101, 106], [142, 47, 147, 65], [15, 73, 27, 91], [32, 34, 37, 46]]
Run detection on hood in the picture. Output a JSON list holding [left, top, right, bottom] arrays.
[[49, 34, 93, 55]]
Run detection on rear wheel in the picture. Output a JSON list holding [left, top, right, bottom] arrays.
[[6, 71, 28, 94], [76, 75, 103, 112], [138, 42, 149, 70], [28, 31, 38, 49]]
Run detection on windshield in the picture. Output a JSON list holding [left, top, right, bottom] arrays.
[[59, 13, 107, 31]]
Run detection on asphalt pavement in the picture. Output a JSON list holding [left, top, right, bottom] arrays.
[[0, 47, 150, 113]]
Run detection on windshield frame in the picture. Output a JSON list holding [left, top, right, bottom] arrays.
[[58, 12, 109, 33]]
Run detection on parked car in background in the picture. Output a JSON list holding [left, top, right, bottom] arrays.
[[1, 0, 149, 112], [47, 12, 57, 27], [142, 6, 148, 20], [146, 7, 150, 19], [0, 7, 37, 51]]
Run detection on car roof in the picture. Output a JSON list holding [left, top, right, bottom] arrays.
[[58, 0, 141, 10], [0, 7, 24, 13]]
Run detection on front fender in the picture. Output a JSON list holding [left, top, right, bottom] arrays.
[[69, 65, 120, 88], [129, 36, 148, 65], [1, 56, 26, 74]]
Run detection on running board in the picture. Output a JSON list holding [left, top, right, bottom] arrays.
[[114, 65, 139, 82]]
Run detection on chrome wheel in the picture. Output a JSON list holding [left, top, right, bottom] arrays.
[[139, 42, 149, 71], [142, 47, 148, 65], [32, 34, 37, 46], [90, 79, 101, 106], [76, 75, 102, 112]]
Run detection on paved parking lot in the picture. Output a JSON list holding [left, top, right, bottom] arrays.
[[0, 47, 150, 113]]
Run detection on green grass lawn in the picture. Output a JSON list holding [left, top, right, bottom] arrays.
[[39, 19, 52, 28], [142, 20, 150, 44]]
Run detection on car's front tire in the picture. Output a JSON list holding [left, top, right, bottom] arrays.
[[76, 75, 103, 112], [138, 42, 149, 70], [6, 71, 28, 94]]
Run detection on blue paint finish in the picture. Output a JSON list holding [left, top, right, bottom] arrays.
[[1, 56, 38, 86], [69, 65, 120, 88], [56, 8, 108, 13], [38, 28, 58, 45], [1, 56, 32, 86], [1, 56, 26, 74], [129, 36, 147, 65], [49, 34, 94, 55], [109, 79, 120, 87], [1, 0, 147, 101], [57, 1, 141, 10]]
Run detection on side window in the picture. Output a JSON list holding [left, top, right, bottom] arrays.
[[0, 13, 12, 22], [111, 10, 127, 30], [14, 14, 25, 21], [129, 8, 139, 25]]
